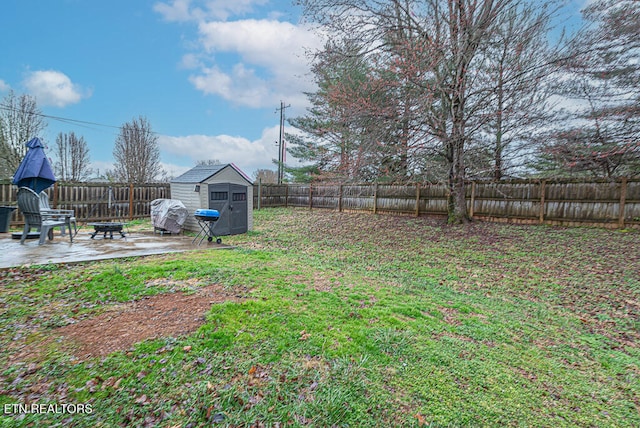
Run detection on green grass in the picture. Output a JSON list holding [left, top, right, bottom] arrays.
[[0, 208, 638, 427]]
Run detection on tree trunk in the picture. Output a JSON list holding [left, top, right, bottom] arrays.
[[447, 138, 469, 224], [446, 42, 470, 223], [494, 69, 504, 180]]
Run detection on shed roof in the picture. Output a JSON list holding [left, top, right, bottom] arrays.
[[171, 163, 253, 184]]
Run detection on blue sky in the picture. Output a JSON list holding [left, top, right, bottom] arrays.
[[0, 0, 322, 179], [1, 0, 586, 180]]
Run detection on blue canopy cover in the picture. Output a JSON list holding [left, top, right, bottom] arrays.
[[12, 137, 57, 193]]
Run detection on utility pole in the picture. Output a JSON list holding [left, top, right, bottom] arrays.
[[276, 101, 290, 184]]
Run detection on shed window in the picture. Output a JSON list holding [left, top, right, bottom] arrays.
[[211, 191, 228, 201], [232, 192, 246, 202]]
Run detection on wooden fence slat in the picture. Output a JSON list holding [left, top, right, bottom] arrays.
[[619, 177, 627, 229], [539, 180, 546, 224], [257, 179, 262, 210], [129, 183, 134, 221], [373, 183, 378, 214], [469, 181, 476, 218]]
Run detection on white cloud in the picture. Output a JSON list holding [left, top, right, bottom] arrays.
[[189, 64, 270, 108], [89, 159, 192, 182], [198, 19, 318, 77], [158, 126, 281, 176], [161, 162, 192, 180], [179, 53, 203, 70], [199, 19, 320, 71], [88, 160, 114, 179], [188, 19, 322, 108], [154, 0, 269, 22], [154, 0, 195, 22], [23, 70, 90, 107], [157, 2, 325, 114], [0, 79, 10, 92]]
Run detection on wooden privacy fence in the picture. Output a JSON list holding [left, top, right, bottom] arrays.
[[254, 178, 640, 229], [2, 179, 638, 229], [1, 181, 170, 225]]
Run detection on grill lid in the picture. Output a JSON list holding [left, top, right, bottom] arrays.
[[194, 209, 220, 220]]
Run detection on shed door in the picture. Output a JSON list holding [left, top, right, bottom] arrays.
[[208, 183, 230, 235], [230, 184, 248, 235]]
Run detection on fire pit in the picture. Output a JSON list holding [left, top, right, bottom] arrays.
[[88, 222, 126, 239]]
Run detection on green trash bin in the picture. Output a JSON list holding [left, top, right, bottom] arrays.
[[0, 206, 17, 233]]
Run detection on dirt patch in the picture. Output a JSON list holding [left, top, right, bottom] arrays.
[[312, 272, 337, 292], [438, 306, 462, 326], [52, 284, 245, 360]]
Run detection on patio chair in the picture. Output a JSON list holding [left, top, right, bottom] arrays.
[[39, 190, 77, 237], [16, 187, 72, 245]]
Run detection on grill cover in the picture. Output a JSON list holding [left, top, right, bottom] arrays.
[[150, 199, 189, 234], [194, 209, 220, 220]]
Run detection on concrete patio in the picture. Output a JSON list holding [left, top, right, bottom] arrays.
[[0, 226, 229, 269]]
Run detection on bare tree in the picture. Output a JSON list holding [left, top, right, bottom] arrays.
[[54, 132, 92, 181], [0, 90, 47, 179], [537, 0, 640, 178], [472, 3, 558, 180], [111, 116, 165, 183], [298, 0, 565, 222], [196, 159, 223, 166], [253, 169, 279, 184]]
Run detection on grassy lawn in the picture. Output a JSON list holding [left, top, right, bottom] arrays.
[[0, 208, 638, 427]]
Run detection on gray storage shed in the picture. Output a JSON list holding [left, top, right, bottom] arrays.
[[170, 163, 253, 235]]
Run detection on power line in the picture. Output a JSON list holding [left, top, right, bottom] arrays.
[[0, 103, 166, 139], [0, 103, 121, 133]]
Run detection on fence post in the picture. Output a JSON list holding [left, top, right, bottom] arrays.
[[619, 177, 628, 229], [415, 183, 420, 217], [338, 184, 343, 212], [285, 183, 289, 208], [257, 179, 261, 210], [309, 184, 313, 210], [53, 182, 59, 208], [373, 183, 378, 214], [129, 183, 134, 220], [469, 181, 476, 219], [539, 180, 546, 224]]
